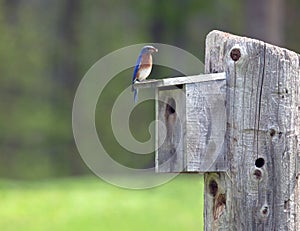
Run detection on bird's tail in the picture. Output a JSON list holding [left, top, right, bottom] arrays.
[[133, 88, 138, 103], [132, 84, 138, 103]]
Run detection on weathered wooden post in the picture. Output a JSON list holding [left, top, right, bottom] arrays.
[[204, 30, 300, 230], [134, 30, 300, 230]]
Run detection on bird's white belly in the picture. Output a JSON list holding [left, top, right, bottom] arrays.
[[138, 67, 152, 81]]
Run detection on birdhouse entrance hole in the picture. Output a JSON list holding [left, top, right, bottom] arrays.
[[165, 97, 176, 116]]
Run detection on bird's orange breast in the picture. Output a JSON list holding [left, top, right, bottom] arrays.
[[136, 53, 153, 81]]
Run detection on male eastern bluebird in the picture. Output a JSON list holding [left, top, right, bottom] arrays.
[[132, 45, 158, 103]]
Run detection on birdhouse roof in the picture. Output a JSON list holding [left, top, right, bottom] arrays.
[[133, 72, 225, 89]]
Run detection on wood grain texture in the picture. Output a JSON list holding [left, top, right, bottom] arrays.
[[204, 30, 300, 230]]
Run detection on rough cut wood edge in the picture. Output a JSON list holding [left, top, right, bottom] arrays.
[[133, 72, 225, 89], [204, 30, 300, 231]]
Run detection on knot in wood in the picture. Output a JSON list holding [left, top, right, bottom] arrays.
[[260, 205, 269, 217], [230, 48, 241, 61], [253, 169, 262, 180]]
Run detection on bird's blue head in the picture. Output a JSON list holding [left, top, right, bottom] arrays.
[[141, 45, 158, 54]]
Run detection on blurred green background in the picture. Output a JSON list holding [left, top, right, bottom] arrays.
[[0, 0, 299, 230]]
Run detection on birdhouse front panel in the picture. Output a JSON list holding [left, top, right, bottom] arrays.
[[155, 86, 186, 172]]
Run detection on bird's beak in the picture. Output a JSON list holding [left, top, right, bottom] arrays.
[[148, 46, 158, 53]]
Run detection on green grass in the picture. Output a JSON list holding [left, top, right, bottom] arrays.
[[0, 175, 203, 231]]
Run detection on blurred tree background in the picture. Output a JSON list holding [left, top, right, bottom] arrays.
[[0, 0, 299, 180]]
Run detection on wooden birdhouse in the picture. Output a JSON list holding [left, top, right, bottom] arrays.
[[134, 72, 227, 172]]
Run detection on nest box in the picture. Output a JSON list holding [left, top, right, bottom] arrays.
[[134, 73, 227, 172]]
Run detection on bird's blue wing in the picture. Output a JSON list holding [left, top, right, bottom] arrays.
[[132, 52, 143, 103], [132, 54, 142, 84]]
